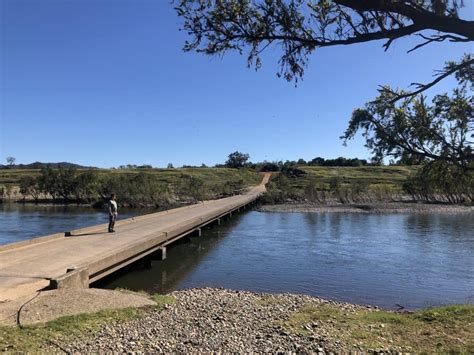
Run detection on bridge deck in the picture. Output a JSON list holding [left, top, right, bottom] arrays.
[[0, 173, 270, 301]]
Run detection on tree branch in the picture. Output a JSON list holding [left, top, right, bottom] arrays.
[[407, 33, 471, 53], [381, 58, 474, 103], [222, 24, 422, 50], [335, 0, 474, 40]]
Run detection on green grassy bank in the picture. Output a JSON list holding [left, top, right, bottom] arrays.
[[3, 165, 471, 205], [0, 168, 262, 206], [296, 165, 416, 190], [0, 167, 261, 188], [284, 303, 474, 353], [263, 165, 419, 204], [0, 293, 175, 352]]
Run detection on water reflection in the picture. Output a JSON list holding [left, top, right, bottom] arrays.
[[0, 203, 145, 245], [102, 210, 474, 309], [97, 217, 243, 293], [2, 203, 473, 309]]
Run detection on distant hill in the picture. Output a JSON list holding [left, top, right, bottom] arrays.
[[0, 162, 97, 169]]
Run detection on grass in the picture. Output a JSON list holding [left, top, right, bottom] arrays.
[[0, 307, 145, 352], [0, 167, 262, 204], [299, 165, 417, 191], [254, 295, 285, 306], [150, 293, 176, 307], [0, 166, 417, 204], [0, 167, 262, 188], [0, 292, 175, 353], [0, 166, 413, 189], [1, 290, 472, 353], [283, 303, 474, 353], [262, 165, 420, 204]]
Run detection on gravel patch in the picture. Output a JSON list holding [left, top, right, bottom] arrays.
[[64, 288, 370, 353]]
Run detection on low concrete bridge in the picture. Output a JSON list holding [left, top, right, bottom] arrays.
[[0, 173, 271, 302]]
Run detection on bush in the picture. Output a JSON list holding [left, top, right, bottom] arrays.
[[175, 174, 207, 202], [19, 176, 41, 201], [100, 173, 171, 207], [403, 162, 473, 204], [280, 164, 306, 177], [368, 184, 397, 202], [328, 176, 342, 192], [258, 162, 280, 172], [260, 174, 301, 204], [303, 182, 327, 203]]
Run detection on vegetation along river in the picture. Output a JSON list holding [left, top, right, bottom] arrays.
[[1, 203, 473, 309]]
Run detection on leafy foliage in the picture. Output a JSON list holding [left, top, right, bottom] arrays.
[[5, 156, 15, 167], [307, 156, 369, 167], [16, 167, 259, 206], [100, 173, 171, 207], [342, 76, 473, 167], [19, 176, 41, 201], [175, 0, 473, 92], [403, 161, 474, 203], [225, 151, 250, 168]]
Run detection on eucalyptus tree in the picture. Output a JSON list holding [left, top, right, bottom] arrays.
[[342, 75, 473, 169], [175, 0, 473, 167], [175, 0, 473, 93], [225, 151, 250, 168]]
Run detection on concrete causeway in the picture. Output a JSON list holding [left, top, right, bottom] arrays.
[[0, 173, 271, 302]]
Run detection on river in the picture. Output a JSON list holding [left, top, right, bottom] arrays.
[[1, 203, 473, 309]]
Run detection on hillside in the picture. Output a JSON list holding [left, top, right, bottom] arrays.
[[0, 162, 95, 170], [0, 167, 262, 206], [262, 165, 420, 204]]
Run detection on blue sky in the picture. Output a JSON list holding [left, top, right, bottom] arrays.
[[1, 0, 472, 168]]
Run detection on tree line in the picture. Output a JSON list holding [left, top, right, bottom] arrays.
[[175, 0, 473, 204], [11, 149, 474, 206], [264, 167, 473, 206], [18, 166, 246, 207]]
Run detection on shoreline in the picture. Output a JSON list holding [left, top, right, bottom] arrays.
[[2, 287, 471, 353], [258, 201, 474, 214], [0, 199, 193, 211], [3, 199, 473, 213]]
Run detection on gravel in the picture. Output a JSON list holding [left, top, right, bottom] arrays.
[[63, 288, 369, 353]]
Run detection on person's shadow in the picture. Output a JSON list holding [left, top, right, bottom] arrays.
[[65, 232, 109, 237]]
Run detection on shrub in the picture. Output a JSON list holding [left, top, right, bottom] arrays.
[[100, 173, 171, 207], [403, 162, 473, 204], [19, 176, 41, 201]]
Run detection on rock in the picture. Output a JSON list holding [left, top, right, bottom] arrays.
[[62, 288, 374, 353]]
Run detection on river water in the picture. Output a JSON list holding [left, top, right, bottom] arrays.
[[1, 203, 473, 309], [0, 203, 142, 245]]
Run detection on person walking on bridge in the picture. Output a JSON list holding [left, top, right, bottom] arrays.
[[108, 194, 118, 233]]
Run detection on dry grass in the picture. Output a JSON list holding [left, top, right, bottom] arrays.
[[283, 303, 474, 353], [0, 292, 175, 353]]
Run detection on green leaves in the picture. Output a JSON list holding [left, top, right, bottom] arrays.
[[175, 1, 471, 85], [343, 72, 473, 168]]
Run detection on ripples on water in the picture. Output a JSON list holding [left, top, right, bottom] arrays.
[[1, 203, 473, 309], [100, 210, 474, 309], [0, 203, 142, 245]]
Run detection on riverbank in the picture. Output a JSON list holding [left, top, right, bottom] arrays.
[[258, 201, 474, 214], [1, 288, 472, 353], [0, 167, 261, 207]]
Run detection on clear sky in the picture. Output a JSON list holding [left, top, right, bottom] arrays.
[[0, 0, 472, 167]]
